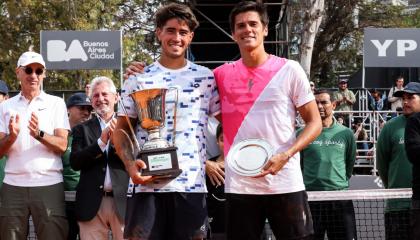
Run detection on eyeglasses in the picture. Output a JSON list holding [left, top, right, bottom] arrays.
[[21, 66, 44, 76]]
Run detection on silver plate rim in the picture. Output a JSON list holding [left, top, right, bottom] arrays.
[[227, 138, 274, 177]]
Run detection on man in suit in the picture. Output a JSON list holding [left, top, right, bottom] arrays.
[[63, 92, 93, 240], [70, 76, 129, 240]]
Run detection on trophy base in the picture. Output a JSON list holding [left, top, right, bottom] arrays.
[[138, 146, 182, 179]]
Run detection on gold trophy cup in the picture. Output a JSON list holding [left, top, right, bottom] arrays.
[[129, 88, 181, 178]]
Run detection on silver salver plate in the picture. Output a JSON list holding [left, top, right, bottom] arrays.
[[227, 139, 274, 177]]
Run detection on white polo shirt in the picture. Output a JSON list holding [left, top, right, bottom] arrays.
[[0, 91, 70, 187]]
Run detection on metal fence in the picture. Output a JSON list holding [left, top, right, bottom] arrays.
[[334, 110, 398, 175]]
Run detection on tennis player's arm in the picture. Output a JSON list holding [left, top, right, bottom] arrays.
[[287, 100, 322, 157]]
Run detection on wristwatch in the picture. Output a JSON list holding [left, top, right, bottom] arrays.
[[37, 130, 45, 140]]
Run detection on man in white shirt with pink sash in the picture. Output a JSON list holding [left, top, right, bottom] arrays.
[[213, 2, 322, 239]]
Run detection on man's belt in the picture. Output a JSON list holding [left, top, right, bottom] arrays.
[[103, 191, 114, 197]]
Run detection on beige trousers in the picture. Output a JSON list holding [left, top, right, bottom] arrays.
[[78, 196, 126, 240]]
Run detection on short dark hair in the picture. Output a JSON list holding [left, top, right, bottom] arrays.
[[336, 114, 344, 120], [370, 89, 383, 99], [155, 3, 199, 32], [396, 75, 404, 81], [315, 89, 335, 103], [314, 89, 332, 97], [216, 124, 223, 139], [229, 1, 269, 33]]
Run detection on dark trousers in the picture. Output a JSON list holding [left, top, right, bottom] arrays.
[[0, 183, 68, 240], [309, 200, 357, 240], [65, 201, 79, 240], [411, 199, 420, 240], [385, 210, 410, 240]]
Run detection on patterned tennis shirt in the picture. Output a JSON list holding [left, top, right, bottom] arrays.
[[119, 60, 220, 194]]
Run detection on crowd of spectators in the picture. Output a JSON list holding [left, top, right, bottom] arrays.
[[307, 75, 409, 175]]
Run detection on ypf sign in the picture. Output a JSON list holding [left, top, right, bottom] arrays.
[[364, 28, 420, 67], [41, 31, 121, 70]]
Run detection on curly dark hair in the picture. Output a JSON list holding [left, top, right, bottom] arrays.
[[155, 2, 199, 32]]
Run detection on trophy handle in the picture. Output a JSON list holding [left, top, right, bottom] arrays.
[[169, 86, 179, 146], [117, 97, 141, 153], [113, 129, 139, 164]]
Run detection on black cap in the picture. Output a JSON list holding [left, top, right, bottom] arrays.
[[393, 82, 420, 97], [66, 93, 92, 109], [338, 75, 349, 84], [371, 88, 380, 94], [0, 80, 8, 95], [338, 78, 348, 84]]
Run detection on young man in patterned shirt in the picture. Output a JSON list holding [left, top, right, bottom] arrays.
[[114, 3, 219, 240]]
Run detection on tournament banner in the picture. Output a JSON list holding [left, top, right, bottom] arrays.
[[364, 28, 420, 67], [40, 30, 121, 70]]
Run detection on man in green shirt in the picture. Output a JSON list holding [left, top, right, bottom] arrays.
[[300, 90, 357, 240], [332, 78, 356, 126], [63, 92, 93, 240], [0, 80, 9, 189], [377, 82, 420, 240], [332, 78, 356, 112]]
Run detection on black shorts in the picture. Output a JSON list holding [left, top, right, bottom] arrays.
[[124, 192, 208, 240], [226, 191, 313, 240]]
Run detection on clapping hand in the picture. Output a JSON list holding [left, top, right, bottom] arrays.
[[101, 118, 117, 144], [28, 112, 40, 140], [8, 114, 20, 140]]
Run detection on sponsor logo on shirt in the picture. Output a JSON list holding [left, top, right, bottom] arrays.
[[399, 137, 404, 144], [311, 140, 345, 148]]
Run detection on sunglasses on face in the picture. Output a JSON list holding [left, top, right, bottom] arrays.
[[76, 105, 93, 111], [22, 66, 44, 76]]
